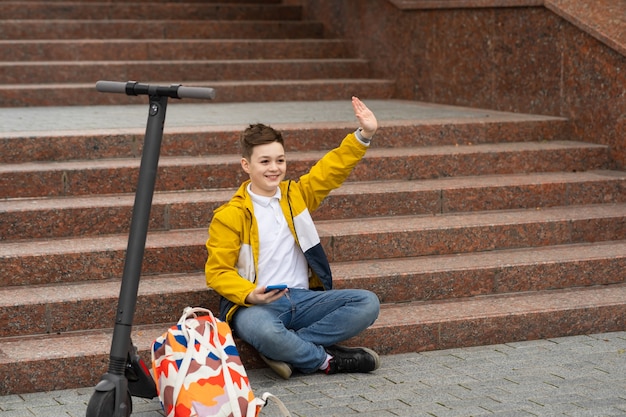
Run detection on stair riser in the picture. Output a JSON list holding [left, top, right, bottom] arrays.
[[0, 147, 609, 198], [2, 303, 624, 395], [0, 40, 351, 62], [3, 256, 626, 338], [1, 289, 217, 338], [0, 21, 324, 40], [1, 60, 369, 85], [0, 80, 396, 107], [1, 202, 209, 241], [0, 0, 282, 3], [355, 149, 610, 182], [4, 178, 626, 241], [3, 215, 625, 286], [363, 257, 626, 304], [0, 130, 238, 164], [355, 304, 626, 355], [0, 121, 568, 164], [0, 3, 302, 20], [0, 245, 207, 287], [442, 179, 626, 212], [323, 216, 626, 262]]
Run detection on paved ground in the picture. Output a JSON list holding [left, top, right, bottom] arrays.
[[1, 331, 626, 416], [0, 99, 557, 134]]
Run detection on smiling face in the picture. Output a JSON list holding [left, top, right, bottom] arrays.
[[241, 141, 286, 197]]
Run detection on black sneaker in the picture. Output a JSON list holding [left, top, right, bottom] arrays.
[[324, 345, 380, 374]]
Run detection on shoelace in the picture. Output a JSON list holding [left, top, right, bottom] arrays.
[[328, 356, 361, 373]]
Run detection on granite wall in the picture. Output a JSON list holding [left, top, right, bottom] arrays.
[[291, 0, 626, 169]]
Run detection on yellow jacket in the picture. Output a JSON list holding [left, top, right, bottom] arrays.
[[205, 131, 369, 321]]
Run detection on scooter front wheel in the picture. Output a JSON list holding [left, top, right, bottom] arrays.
[[85, 388, 132, 417]]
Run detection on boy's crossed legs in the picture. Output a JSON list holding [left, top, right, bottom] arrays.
[[232, 288, 380, 378]]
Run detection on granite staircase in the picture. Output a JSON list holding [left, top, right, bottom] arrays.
[[0, 0, 394, 106], [1, 0, 626, 396]]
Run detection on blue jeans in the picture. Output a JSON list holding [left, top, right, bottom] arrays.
[[231, 288, 380, 374]]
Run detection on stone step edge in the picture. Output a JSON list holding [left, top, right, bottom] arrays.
[[3, 170, 624, 212], [0, 140, 606, 172], [2, 202, 625, 256], [0, 0, 281, 3], [0, 79, 397, 107], [1, 239, 625, 308], [0, 2, 303, 20], [0, 203, 626, 260], [2, 139, 609, 197], [0, 38, 348, 46], [1, 283, 624, 394], [3, 170, 626, 241], [0, 114, 569, 164], [0, 39, 354, 63], [1, 57, 367, 64], [0, 78, 395, 91], [0, 20, 325, 42], [4, 284, 625, 347], [3, 283, 624, 354], [0, 58, 373, 84]]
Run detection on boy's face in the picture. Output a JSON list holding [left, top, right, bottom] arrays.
[[241, 141, 286, 197]]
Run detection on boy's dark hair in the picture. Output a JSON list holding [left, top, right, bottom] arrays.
[[240, 123, 284, 159]]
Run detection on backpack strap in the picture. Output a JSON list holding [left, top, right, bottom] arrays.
[[169, 308, 214, 416], [260, 393, 292, 417], [170, 307, 292, 417]]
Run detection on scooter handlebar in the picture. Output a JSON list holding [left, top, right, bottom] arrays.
[[176, 85, 217, 100], [95, 80, 216, 100], [96, 80, 127, 94]]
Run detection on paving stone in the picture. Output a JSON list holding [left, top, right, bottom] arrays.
[[2, 332, 626, 416]]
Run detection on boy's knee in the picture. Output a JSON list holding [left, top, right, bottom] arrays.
[[361, 290, 380, 308], [235, 312, 283, 345], [368, 291, 381, 317], [355, 290, 380, 322]]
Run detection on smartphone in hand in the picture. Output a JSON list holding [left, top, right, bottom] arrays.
[[264, 284, 288, 293]]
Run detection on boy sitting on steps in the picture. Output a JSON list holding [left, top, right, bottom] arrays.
[[205, 97, 380, 379]]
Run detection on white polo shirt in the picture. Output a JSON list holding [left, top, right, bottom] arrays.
[[248, 184, 309, 289]]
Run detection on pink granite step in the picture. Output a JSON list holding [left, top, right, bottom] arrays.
[[0, 59, 371, 84], [0, 20, 325, 40], [0, 79, 396, 107], [332, 240, 626, 303], [0, 117, 569, 164], [2, 203, 626, 287], [318, 203, 626, 262], [0, 2, 302, 20], [0, 141, 609, 198], [361, 283, 626, 354], [2, 281, 625, 394], [0, 0, 282, 3], [3, 171, 626, 241], [0, 0, 391, 108], [0, 39, 352, 62], [0, 0, 281, 2], [1, 240, 624, 337]]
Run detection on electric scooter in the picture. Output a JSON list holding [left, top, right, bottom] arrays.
[[86, 81, 216, 417]]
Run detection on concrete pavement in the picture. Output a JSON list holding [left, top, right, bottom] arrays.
[[1, 331, 626, 416], [0, 99, 557, 135]]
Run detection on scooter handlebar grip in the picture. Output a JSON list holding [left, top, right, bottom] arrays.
[[96, 80, 216, 100], [176, 85, 216, 100], [95, 80, 127, 94]]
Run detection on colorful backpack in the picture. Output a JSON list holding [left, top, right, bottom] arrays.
[[151, 306, 290, 417]]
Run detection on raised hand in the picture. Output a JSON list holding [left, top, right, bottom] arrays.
[[352, 96, 378, 139]]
